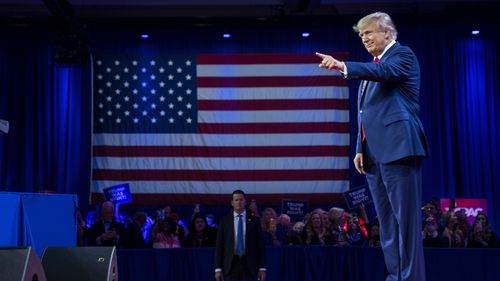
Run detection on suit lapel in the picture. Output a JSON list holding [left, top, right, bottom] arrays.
[[228, 214, 235, 248], [359, 80, 368, 111], [359, 42, 400, 111]]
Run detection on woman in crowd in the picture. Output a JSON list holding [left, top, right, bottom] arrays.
[[468, 212, 499, 248], [261, 207, 284, 246], [152, 217, 181, 248], [303, 209, 333, 245], [442, 211, 465, 247], [455, 209, 470, 246]]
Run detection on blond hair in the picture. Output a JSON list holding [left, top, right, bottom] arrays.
[[353, 12, 398, 40]]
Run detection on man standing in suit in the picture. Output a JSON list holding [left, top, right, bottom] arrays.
[[316, 12, 428, 281], [214, 190, 266, 281]]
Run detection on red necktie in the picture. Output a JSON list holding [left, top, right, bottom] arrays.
[[361, 57, 380, 142]]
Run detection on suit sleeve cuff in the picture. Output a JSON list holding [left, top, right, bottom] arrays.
[[215, 268, 222, 273], [259, 268, 267, 272], [340, 62, 348, 78]]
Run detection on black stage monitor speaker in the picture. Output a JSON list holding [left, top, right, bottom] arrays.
[[0, 247, 47, 281], [41, 247, 118, 281]]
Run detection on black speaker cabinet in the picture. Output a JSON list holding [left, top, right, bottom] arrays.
[[42, 247, 118, 281], [0, 247, 47, 281]]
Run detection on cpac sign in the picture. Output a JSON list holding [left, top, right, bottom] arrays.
[[440, 198, 487, 225]]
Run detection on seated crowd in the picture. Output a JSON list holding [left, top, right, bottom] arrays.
[[421, 199, 499, 248], [77, 199, 499, 249]]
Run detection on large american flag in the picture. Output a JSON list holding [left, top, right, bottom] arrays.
[[91, 52, 350, 205]]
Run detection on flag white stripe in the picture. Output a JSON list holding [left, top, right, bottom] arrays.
[[92, 180, 349, 194], [94, 156, 349, 170], [198, 110, 349, 123], [93, 133, 350, 146], [197, 64, 340, 77], [198, 86, 349, 100]]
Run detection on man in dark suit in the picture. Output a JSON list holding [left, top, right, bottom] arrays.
[[88, 201, 126, 247], [214, 190, 266, 281], [124, 211, 147, 248], [316, 12, 428, 281]]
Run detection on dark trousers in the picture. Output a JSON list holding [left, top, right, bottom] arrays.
[[225, 255, 255, 281], [364, 143, 426, 281]]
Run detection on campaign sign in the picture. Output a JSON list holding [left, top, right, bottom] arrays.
[[343, 185, 372, 210], [103, 183, 132, 204], [281, 199, 308, 221], [440, 198, 487, 225]]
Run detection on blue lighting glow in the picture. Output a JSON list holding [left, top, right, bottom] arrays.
[[223, 33, 231, 38], [141, 34, 149, 39], [471, 30, 480, 35], [302, 32, 310, 38]]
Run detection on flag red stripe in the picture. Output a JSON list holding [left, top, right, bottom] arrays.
[[197, 122, 349, 134], [197, 53, 349, 64], [93, 145, 350, 157], [198, 99, 349, 110], [91, 192, 347, 206], [92, 169, 349, 181], [197, 76, 347, 87]]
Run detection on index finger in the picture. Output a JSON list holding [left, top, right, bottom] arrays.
[[315, 52, 328, 59]]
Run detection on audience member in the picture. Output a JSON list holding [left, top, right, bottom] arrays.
[[249, 199, 260, 218], [88, 201, 126, 247], [152, 217, 181, 248], [422, 215, 448, 247], [124, 211, 148, 248], [346, 213, 368, 246], [289, 221, 305, 245], [442, 211, 465, 247], [261, 208, 285, 246], [183, 214, 216, 247], [328, 207, 349, 246], [455, 209, 470, 246], [368, 223, 381, 247], [303, 210, 333, 245], [468, 212, 499, 248], [76, 208, 89, 246], [357, 204, 371, 239], [278, 214, 297, 245], [320, 210, 333, 235], [170, 212, 186, 243], [421, 200, 440, 219]]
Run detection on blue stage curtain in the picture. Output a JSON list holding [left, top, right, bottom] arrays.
[[410, 26, 500, 228], [0, 30, 91, 210]]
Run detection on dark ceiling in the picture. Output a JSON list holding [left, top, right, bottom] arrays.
[[0, 0, 498, 28]]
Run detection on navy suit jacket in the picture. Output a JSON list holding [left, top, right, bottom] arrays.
[[344, 42, 429, 164], [214, 212, 266, 277]]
